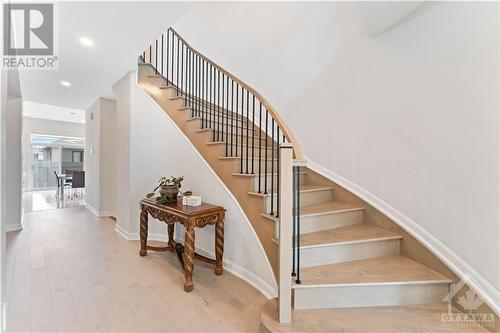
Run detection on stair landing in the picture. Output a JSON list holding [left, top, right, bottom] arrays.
[[260, 299, 490, 333]]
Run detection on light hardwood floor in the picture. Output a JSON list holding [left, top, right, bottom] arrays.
[[6, 207, 266, 332]]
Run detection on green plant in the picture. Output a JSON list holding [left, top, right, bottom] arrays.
[[146, 176, 192, 204]]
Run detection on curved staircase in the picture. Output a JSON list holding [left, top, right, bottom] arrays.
[[137, 28, 494, 332]]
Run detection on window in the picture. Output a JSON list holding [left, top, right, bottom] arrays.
[[72, 151, 83, 163]]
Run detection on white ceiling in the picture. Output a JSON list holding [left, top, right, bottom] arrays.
[[23, 101, 85, 123], [18, 1, 192, 110]]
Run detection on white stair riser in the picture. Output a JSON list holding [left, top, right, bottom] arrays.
[[300, 239, 400, 268], [293, 283, 450, 310], [275, 210, 363, 239], [264, 190, 334, 214]]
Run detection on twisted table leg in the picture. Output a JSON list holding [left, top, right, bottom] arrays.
[[215, 214, 224, 275], [139, 206, 148, 256], [184, 221, 195, 292], [167, 224, 175, 247]]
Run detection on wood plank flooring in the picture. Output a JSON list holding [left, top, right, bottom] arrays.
[[6, 207, 266, 332]]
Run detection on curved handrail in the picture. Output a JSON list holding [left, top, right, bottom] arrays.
[[168, 28, 303, 160]]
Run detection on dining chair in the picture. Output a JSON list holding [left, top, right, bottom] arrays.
[[71, 171, 85, 198]]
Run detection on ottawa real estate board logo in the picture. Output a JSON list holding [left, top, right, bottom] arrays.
[[3, 3, 58, 69]]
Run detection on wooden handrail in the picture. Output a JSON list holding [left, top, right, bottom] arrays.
[[169, 28, 304, 160]]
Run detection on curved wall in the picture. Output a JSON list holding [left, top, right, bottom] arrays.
[[113, 71, 277, 298], [173, 1, 499, 310]]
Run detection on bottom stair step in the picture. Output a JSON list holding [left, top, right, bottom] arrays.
[[292, 255, 452, 310], [260, 299, 490, 333]]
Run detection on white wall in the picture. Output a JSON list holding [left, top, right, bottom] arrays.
[[5, 98, 22, 232], [85, 100, 100, 212], [113, 71, 277, 297], [22, 116, 85, 191], [173, 1, 500, 310], [85, 98, 117, 216]]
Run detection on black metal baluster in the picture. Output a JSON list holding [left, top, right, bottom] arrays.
[[170, 30, 174, 86], [271, 118, 275, 215], [149, 45, 151, 64], [235, 83, 239, 157], [276, 126, 280, 218], [201, 60, 205, 128], [206, 62, 210, 129], [296, 167, 301, 284], [246, 90, 249, 174], [258, 102, 262, 193], [240, 86, 244, 173], [179, 42, 185, 102], [264, 109, 268, 194], [230, 80, 234, 157], [292, 165, 296, 277], [252, 95, 255, 174], [217, 70, 221, 142], [161, 34, 164, 76], [225, 75, 228, 155], [176, 37, 179, 95], [167, 29, 170, 86]]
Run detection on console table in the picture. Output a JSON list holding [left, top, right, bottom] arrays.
[[139, 198, 225, 292]]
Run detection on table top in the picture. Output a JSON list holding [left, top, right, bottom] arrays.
[[140, 198, 225, 218]]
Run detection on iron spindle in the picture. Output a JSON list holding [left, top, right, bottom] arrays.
[[276, 127, 280, 218], [176, 37, 179, 95], [166, 31, 169, 83], [161, 34, 164, 75], [292, 165, 297, 277], [252, 95, 255, 174], [258, 103, 262, 193], [240, 86, 244, 173], [271, 118, 275, 215], [235, 83, 239, 157], [264, 109, 268, 194], [296, 166, 301, 284], [217, 70, 221, 142], [246, 90, 249, 174], [230, 80, 234, 156]]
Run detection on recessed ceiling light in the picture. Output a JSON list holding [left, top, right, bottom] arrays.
[[61, 80, 71, 87], [79, 37, 94, 48]]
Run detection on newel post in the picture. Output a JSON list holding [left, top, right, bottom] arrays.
[[278, 143, 293, 323]]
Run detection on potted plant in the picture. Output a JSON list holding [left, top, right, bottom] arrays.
[[146, 176, 192, 204]]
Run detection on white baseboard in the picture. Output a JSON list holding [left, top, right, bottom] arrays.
[[114, 226, 277, 299], [5, 224, 22, 232], [85, 203, 115, 218], [306, 158, 500, 315]]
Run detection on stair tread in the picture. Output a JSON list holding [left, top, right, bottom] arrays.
[[249, 184, 333, 197], [299, 224, 401, 248], [260, 299, 489, 333], [300, 201, 363, 216], [261, 201, 362, 222], [295, 255, 452, 287]]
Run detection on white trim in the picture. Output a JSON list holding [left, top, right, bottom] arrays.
[[113, 227, 277, 299], [85, 203, 115, 218], [306, 158, 500, 315], [5, 224, 22, 232], [85, 203, 100, 217], [135, 76, 278, 297]]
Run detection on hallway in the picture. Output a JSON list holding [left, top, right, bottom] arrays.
[[6, 207, 265, 332]]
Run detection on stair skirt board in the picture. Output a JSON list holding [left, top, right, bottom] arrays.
[[298, 238, 400, 268], [273, 209, 364, 239], [292, 282, 450, 309]]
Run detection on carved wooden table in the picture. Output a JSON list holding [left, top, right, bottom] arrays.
[[139, 198, 225, 292]]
